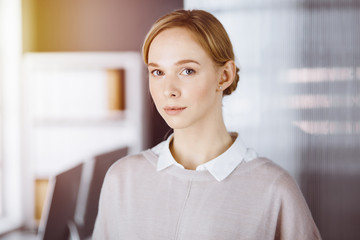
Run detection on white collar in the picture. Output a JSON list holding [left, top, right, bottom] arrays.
[[152, 132, 257, 182]]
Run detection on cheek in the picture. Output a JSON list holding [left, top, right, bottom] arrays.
[[149, 81, 156, 98], [149, 81, 161, 105], [188, 80, 216, 102], [191, 87, 208, 101]]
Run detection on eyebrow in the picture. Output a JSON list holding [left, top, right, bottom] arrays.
[[147, 59, 201, 67], [176, 59, 201, 66]]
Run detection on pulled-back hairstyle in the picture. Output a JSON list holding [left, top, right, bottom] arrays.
[[142, 9, 240, 95]]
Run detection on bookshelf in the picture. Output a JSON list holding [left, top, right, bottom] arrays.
[[21, 52, 146, 227]]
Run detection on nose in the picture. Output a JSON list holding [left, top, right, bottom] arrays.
[[163, 75, 180, 98]]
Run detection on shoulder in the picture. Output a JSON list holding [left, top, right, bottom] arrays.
[[103, 140, 168, 184], [261, 160, 301, 195], [233, 158, 302, 196], [251, 159, 310, 210], [238, 157, 292, 182], [260, 159, 301, 193], [104, 150, 155, 181], [258, 160, 322, 239]]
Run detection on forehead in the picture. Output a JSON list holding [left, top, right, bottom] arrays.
[[148, 27, 211, 65]]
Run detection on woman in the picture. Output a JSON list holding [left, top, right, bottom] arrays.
[[93, 9, 321, 239]]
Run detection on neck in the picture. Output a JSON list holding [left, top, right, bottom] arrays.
[[170, 121, 233, 170]]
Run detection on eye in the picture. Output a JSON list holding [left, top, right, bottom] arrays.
[[150, 69, 163, 76], [181, 68, 196, 76]]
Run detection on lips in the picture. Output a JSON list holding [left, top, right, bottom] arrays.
[[163, 106, 187, 115]]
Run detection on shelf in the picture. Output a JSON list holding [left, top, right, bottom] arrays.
[[22, 51, 145, 206], [33, 112, 128, 128]]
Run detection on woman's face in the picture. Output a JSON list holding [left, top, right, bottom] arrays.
[[147, 27, 223, 130]]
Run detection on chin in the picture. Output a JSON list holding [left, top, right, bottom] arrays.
[[163, 117, 192, 130]]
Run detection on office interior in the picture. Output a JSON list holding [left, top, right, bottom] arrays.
[[0, 0, 359, 239]]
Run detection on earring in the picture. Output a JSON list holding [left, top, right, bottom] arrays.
[[219, 86, 222, 90]]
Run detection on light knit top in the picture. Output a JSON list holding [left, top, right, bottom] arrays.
[[93, 136, 321, 239]]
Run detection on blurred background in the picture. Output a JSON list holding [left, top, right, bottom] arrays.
[[0, 0, 359, 239]]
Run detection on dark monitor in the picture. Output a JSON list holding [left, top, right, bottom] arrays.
[[74, 147, 128, 239], [38, 147, 128, 240], [38, 163, 83, 240]]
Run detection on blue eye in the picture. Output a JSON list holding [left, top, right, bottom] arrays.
[[182, 68, 195, 75], [151, 69, 163, 76]]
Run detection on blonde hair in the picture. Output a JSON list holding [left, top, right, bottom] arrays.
[[142, 9, 240, 96]]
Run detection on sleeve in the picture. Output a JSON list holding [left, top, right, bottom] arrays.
[[92, 168, 115, 240], [273, 172, 322, 240]]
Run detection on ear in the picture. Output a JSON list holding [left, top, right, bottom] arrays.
[[217, 60, 236, 92]]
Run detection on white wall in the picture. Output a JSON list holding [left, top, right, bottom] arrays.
[[0, 0, 23, 233]]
